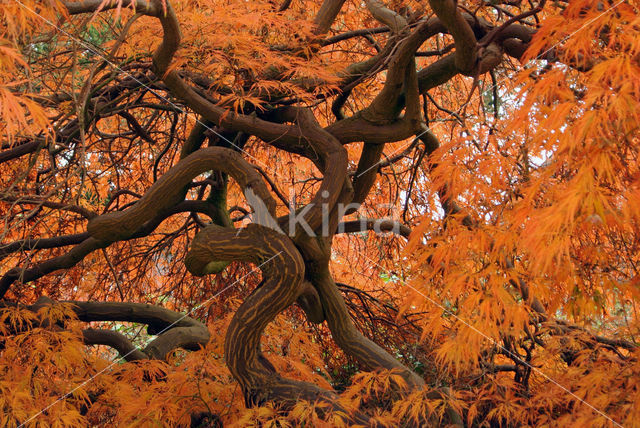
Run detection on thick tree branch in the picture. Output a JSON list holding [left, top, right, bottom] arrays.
[[82, 328, 148, 361], [428, 0, 478, 74], [306, 262, 425, 388], [63, 0, 162, 15], [87, 147, 276, 242], [184, 223, 364, 419], [337, 218, 411, 238], [273, 107, 349, 235], [365, 0, 407, 35], [351, 143, 385, 207], [313, 0, 347, 35], [0, 140, 44, 164]]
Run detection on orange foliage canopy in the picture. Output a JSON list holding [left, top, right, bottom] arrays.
[[1, 0, 640, 426]]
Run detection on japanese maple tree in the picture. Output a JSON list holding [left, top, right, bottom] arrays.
[[1, 0, 639, 426]]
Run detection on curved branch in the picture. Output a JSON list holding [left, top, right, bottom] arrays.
[[82, 328, 148, 361], [69, 300, 205, 330], [87, 147, 276, 242], [365, 0, 407, 35], [357, 14, 422, 124], [326, 17, 449, 143], [6, 297, 210, 361], [144, 325, 210, 359], [0, 238, 108, 298], [307, 263, 425, 388], [185, 223, 362, 417], [428, 0, 478, 74], [60, 299, 209, 360], [274, 107, 348, 235]]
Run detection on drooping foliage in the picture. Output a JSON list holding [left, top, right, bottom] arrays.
[[1, 0, 640, 426]]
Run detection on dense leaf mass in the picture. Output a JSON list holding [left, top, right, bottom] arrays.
[[1, 0, 640, 426]]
